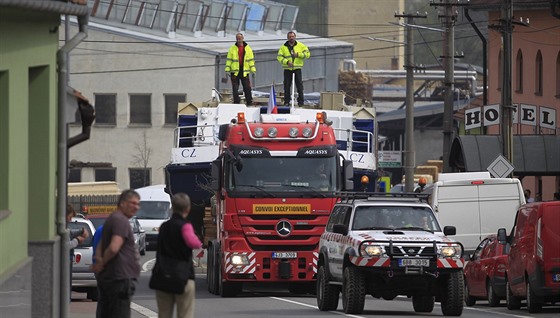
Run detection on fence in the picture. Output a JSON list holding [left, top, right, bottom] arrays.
[[68, 194, 120, 216]]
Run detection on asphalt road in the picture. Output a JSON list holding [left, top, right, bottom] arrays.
[[126, 251, 559, 318]]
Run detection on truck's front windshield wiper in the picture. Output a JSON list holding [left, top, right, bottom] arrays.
[[280, 184, 327, 198], [395, 226, 433, 233], [234, 184, 275, 198]]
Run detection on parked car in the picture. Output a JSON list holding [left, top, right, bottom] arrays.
[[497, 201, 560, 313], [68, 216, 98, 300], [464, 234, 508, 307], [129, 216, 147, 256]]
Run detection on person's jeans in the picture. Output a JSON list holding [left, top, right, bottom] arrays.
[[97, 277, 137, 318], [283, 69, 304, 105], [231, 74, 253, 105]]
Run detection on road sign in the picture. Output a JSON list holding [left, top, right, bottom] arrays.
[[378, 151, 402, 168], [487, 154, 514, 178]]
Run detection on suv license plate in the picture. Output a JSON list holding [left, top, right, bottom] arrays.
[[272, 252, 297, 259], [553, 273, 560, 282], [399, 259, 429, 267]]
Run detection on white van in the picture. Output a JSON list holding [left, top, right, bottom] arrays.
[[135, 184, 171, 250], [424, 172, 526, 254]]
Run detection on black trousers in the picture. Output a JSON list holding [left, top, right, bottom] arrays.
[[283, 69, 304, 105], [231, 73, 252, 105]]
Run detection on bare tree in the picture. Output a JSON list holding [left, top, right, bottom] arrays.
[[131, 131, 152, 187]]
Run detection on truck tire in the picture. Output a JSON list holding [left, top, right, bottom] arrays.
[[526, 281, 543, 313], [342, 266, 365, 314], [412, 295, 434, 313], [441, 271, 464, 316], [316, 265, 340, 311], [487, 280, 500, 307], [206, 244, 215, 294], [506, 280, 521, 310], [464, 282, 476, 306]]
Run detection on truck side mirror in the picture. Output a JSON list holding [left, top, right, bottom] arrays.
[[497, 228, 507, 244], [443, 226, 456, 236], [333, 224, 348, 235], [211, 159, 222, 191], [343, 159, 353, 190]]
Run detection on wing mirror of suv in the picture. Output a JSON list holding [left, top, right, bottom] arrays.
[[333, 224, 348, 235], [497, 228, 507, 244], [443, 226, 456, 236]]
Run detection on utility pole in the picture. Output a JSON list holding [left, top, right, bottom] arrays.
[[395, 12, 426, 192], [501, 0, 514, 163], [430, 0, 467, 172]]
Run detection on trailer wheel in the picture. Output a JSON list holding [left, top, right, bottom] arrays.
[[342, 266, 365, 314], [412, 295, 434, 313], [316, 265, 340, 311], [441, 271, 464, 316]]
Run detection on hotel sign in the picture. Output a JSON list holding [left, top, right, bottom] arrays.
[[465, 104, 557, 130]]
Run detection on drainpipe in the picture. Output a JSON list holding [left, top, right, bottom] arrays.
[[57, 13, 88, 318]]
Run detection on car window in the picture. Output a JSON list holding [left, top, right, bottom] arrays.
[[326, 206, 343, 232], [472, 238, 488, 260]]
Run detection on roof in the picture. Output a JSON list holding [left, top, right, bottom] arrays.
[[449, 135, 560, 176]]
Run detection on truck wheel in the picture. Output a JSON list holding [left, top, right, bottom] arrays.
[[412, 295, 434, 313], [487, 280, 499, 307], [464, 282, 476, 306], [526, 281, 543, 313], [316, 265, 340, 311], [441, 271, 464, 316], [342, 266, 365, 314], [506, 280, 521, 310]]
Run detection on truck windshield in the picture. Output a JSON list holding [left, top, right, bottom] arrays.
[[136, 201, 170, 219], [228, 157, 337, 193]]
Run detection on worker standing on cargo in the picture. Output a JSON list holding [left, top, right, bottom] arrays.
[[225, 32, 256, 105], [277, 31, 310, 106]]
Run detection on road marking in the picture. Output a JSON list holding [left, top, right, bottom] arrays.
[[463, 306, 534, 318], [131, 302, 158, 318], [269, 297, 366, 318]]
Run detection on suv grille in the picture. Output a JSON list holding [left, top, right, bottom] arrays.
[[389, 245, 436, 257]]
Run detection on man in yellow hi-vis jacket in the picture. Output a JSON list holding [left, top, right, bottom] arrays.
[[225, 33, 256, 105], [277, 31, 310, 106]]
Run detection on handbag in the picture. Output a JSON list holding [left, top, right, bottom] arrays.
[[149, 252, 191, 294]]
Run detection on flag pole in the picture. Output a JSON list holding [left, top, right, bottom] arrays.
[[291, 73, 295, 111]]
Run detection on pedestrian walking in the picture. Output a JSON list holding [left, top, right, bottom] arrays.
[[277, 31, 310, 106], [92, 189, 141, 318], [225, 32, 256, 105], [150, 193, 202, 318]]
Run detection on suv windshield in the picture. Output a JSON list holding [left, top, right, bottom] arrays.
[[136, 201, 170, 219], [228, 156, 337, 193], [352, 206, 440, 232]]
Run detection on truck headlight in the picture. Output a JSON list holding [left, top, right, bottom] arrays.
[[360, 243, 384, 257], [438, 244, 462, 258], [230, 254, 249, 265]]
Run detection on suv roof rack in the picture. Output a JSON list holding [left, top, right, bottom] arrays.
[[335, 191, 430, 204]]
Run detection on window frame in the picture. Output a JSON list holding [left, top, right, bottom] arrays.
[[93, 93, 117, 126]]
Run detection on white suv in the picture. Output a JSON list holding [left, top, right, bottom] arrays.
[[317, 193, 464, 316], [69, 216, 97, 300]]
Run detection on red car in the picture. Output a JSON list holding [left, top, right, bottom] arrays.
[[498, 201, 560, 313], [464, 234, 508, 307]]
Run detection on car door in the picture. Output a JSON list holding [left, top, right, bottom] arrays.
[[326, 206, 343, 277], [466, 238, 487, 296]]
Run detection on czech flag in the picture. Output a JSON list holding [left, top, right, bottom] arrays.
[[267, 84, 278, 114]]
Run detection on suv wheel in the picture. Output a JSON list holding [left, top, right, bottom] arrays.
[[464, 281, 476, 306], [412, 295, 434, 313], [342, 266, 365, 314], [487, 280, 499, 307], [526, 281, 543, 313], [316, 265, 340, 311], [441, 271, 464, 316], [506, 280, 521, 310]]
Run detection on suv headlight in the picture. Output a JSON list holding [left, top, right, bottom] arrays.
[[438, 244, 462, 258], [360, 243, 385, 257]]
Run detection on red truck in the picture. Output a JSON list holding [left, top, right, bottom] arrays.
[[206, 111, 354, 296], [497, 200, 560, 312]]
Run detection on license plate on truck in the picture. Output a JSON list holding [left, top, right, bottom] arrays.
[[272, 252, 297, 259], [399, 258, 429, 267]]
